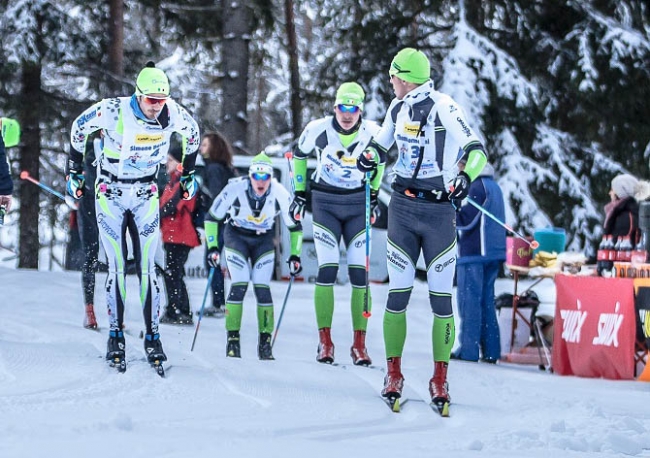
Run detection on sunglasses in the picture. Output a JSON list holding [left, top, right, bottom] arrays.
[[251, 172, 271, 181], [142, 96, 168, 105], [337, 104, 360, 114]]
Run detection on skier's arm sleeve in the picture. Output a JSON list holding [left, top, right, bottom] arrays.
[[289, 226, 303, 257], [70, 101, 105, 162], [204, 220, 221, 250], [437, 99, 487, 181], [175, 104, 201, 171], [293, 124, 315, 193]]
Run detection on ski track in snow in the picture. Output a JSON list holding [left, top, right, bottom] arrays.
[[0, 268, 650, 457]]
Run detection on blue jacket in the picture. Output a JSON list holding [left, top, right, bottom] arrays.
[[456, 164, 506, 264], [0, 133, 13, 195]]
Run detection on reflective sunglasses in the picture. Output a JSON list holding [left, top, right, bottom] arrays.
[[251, 172, 271, 181], [142, 95, 168, 105], [337, 104, 360, 114]]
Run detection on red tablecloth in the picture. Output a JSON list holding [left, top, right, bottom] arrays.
[[553, 275, 636, 379]]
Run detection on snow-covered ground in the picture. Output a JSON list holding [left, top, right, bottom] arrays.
[[1, 266, 649, 458]]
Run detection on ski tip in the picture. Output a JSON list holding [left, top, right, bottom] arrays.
[[391, 398, 401, 412], [362, 311, 372, 318], [19, 170, 29, 179]]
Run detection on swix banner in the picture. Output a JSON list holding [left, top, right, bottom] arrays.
[[553, 275, 636, 379]]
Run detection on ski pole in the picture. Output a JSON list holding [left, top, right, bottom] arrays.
[[191, 267, 215, 351], [271, 273, 294, 348], [20, 170, 67, 201], [363, 171, 372, 318], [465, 196, 539, 250]]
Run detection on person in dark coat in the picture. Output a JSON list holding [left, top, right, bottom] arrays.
[[604, 174, 643, 244], [454, 162, 506, 363], [196, 132, 236, 317]]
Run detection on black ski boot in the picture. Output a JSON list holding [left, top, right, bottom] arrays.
[[258, 332, 275, 360], [226, 330, 241, 358], [144, 333, 167, 363], [106, 330, 126, 372]]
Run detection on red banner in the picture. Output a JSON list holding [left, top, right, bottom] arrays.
[[553, 275, 636, 379]]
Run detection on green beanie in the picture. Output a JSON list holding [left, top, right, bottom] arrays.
[[389, 48, 430, 84], [249, 152, 274, 176], [135, 61, 170, 96], [1, 117, 21, 148], [335, 82, 365, 110]]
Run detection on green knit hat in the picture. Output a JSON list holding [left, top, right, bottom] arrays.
[[249, 152, 274, 176], [389, 48, 430, 84], [1, 117, 21, 148], [335, 82, 365, 110], [135, 61, 170, 96]]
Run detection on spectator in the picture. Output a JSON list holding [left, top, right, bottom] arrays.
[[454, 161, 506, 363], [196, 132, 236, 318], [160, 147, 201, 325]]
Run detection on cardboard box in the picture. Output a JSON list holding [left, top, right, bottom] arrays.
[[506, 236, 533, 267]]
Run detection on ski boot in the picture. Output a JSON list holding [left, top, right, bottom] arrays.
[[381, 357, 404, 412], [316, 327, 335, 364], [106, 330, 126, 372], [160, 306, 193, 325], [350, 330, 372, 366], [258, 332, 275, 360], [201, 305, 225, 318], [144, 333, 167, 377], [226, 331, 241, 358], [83, 304, 98, 330], [429, 361, 450, 416]]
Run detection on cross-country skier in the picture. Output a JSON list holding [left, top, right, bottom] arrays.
[[290, 82, 381, 365], [204, 152, 303, 360], [356, 48, 487, 414], [68, 62, 200, 372]]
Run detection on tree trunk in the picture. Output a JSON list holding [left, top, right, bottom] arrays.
[[284, 0, 302, 139], [107, 0, 124, 91], [18, 61, 42, 269], [220, 0, 253, 152]]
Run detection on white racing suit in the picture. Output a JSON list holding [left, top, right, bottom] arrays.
[[70, 96, 200, 335]]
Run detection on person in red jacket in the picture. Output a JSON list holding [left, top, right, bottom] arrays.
[[160, 146, 201, 325]]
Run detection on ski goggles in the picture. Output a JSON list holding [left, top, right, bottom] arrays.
[[142, 95, 169, 105], [250, 172, 271, 181], [336, 104, 360, 114]]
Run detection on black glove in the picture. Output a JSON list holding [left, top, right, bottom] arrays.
[[370, 190, 380, 223], [289, 191, 307, 222], [206, 247, 220, 269], [287, 255, 302, 276], [356, 149, 378, 173], [66, 160, 85, 199], [448, 171, 471, 201]]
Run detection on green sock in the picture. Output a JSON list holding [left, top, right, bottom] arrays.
[[432, 316, 455, 362], [314, 284, 334, 329], [225, 303, 242, 331], [257, 305, 274, 334], [351, 286, 371, 331], [383, 310, 407, 358]]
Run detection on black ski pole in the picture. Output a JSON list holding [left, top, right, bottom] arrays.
[[271, 273, 294, 348]]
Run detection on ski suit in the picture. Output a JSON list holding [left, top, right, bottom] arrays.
[[371, 80, 487, 362], [204, 176, 302, 334], [70, 96, 200, 335], [293, 116, 380, 332]]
